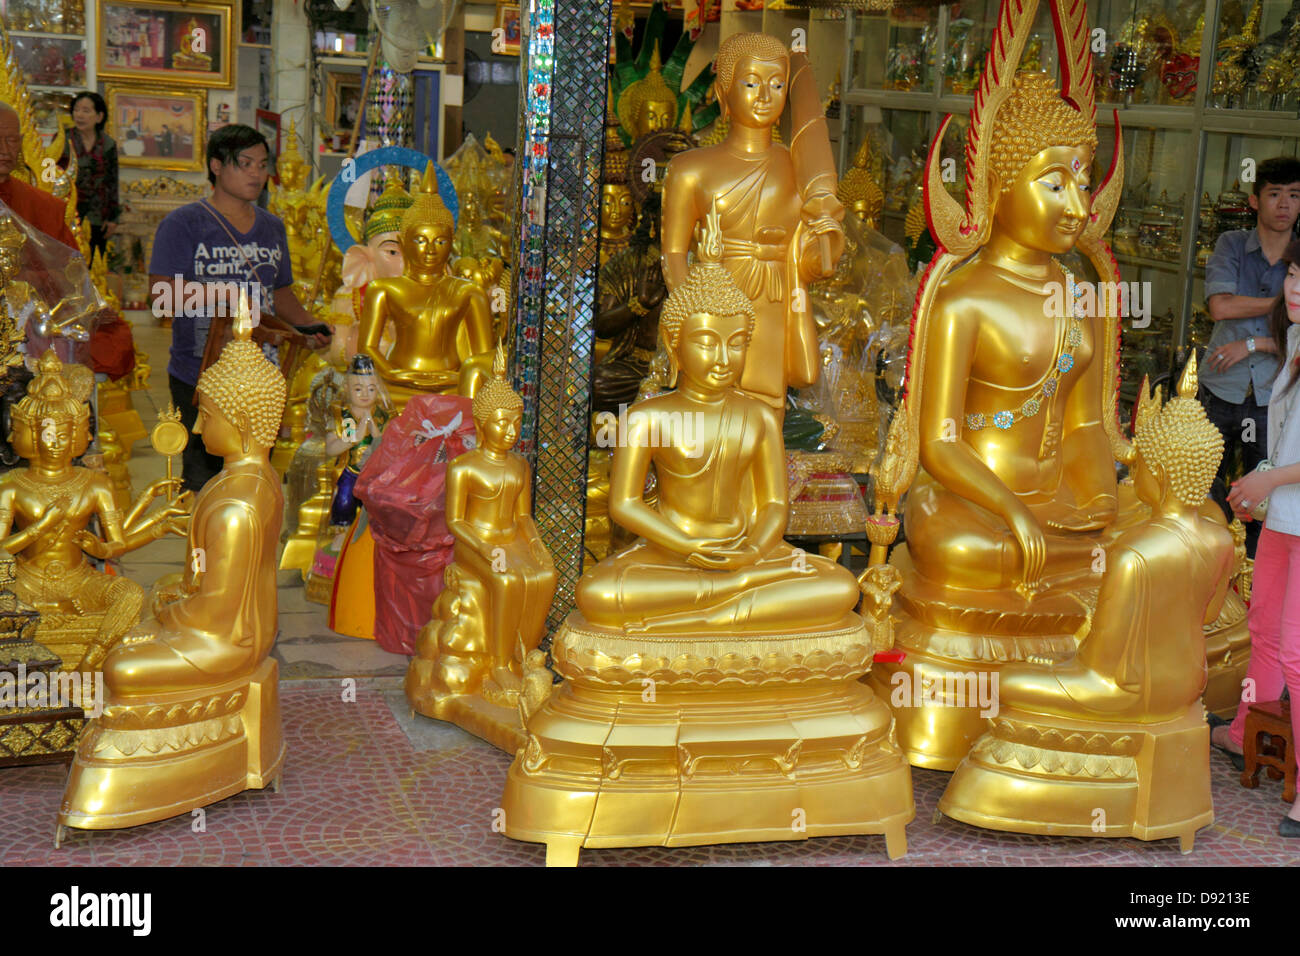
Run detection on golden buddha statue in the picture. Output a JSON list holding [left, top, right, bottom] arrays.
[[864, 0, 1250, 770], [940, 362, 1233, 850], [357, 164, 494, 414], [499, 206, 913, 865], [616, 44, 680, 143], [837, 138, 884, 230], [59, 304, 288, 836], [0, 352, 190, 673], [406, 343, 556, 751], [600, 94, 634, 269], [661, 32, 845, 413]]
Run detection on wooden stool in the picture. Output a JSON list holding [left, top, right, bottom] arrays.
[[1241, 699, 1297, 804]]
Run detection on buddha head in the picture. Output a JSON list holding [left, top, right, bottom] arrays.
[[987, 72, 1098, 254], [659, 200, 755, 391], [838, 139, 885, 227], [345, 353, 387, 415], [10, 350, 91, 466], [618, 45, 679, 141], [363, 173, 413, 278], [714, 32, 789, 130], [471, 341, 523, 455], [1132, 355, 1221, 510], [400, 163, 455, 274], [0, 214, 25, 283], [602, 93, 634, 237], [194, 304, 288, 458]]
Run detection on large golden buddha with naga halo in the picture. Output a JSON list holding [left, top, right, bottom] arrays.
[[865, 0, 1245, 778], [499, 204, 913, 866], [941, 361, 1233, 849], [661, 31, 844, 413], [59, 300, 287, 837], [357, 163, 494, 413]]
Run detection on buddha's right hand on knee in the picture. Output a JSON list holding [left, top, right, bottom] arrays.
[[1006, 504, 1046, 589]]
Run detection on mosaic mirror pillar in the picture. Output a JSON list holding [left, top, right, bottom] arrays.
[[510, 0, 616, 632]]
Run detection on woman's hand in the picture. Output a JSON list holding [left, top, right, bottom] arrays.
[[1228, 469, 1276, 519]]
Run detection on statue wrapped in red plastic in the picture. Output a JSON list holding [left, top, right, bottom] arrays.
[[351, 393, 476, 654]]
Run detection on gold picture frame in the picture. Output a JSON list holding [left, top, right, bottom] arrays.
[[106, 85, 207, 172], [97, 0, 235, 88]]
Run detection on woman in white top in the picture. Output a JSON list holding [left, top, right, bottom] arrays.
[[1212, 239, 1300, 837]]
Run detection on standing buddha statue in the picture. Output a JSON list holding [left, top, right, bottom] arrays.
[[357, 163, 494, 413], [661, 32, 845, 413], [59, 304, 288, 835]]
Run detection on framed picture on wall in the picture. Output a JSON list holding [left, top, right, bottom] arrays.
[[324, 70, 364, 151], [97, 0, 235, 88], [495, 3, 521, 56], [106, 85, 207, 171]]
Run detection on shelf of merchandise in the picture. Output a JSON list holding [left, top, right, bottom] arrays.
[[4, 0, 96, 145], [839, 0, 1300, 387]]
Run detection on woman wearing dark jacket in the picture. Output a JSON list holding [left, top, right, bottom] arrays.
[[67, 91, 122, 257]]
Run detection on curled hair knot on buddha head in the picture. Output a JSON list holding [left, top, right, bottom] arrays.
[[195, 301, 288, 448], [987, 72, 1099, 196], [472, 339, 523, 425], [658, 198, 755, 356], [1133, 354, 1222, 509]]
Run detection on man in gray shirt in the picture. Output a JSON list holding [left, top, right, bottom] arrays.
[[1202, 156, 1300, 556]]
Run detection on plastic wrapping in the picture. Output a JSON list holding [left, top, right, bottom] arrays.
[[354, 393, 476, 655], [0, 198, 105, 368]]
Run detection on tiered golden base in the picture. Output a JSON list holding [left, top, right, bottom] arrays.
[[939, 703, 1211, 853], [501, 614, 914, 866], [58, 659, 284, 833]]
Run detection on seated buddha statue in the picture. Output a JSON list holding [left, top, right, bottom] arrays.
[[406, 344, 556, 751], [59, 309, 288, 835], [576, 206, 859, 634], [498, 204, 913, 865], [0, 351, 190, 672], [864, 0, 1249, 775], [940, 360, 1233, 849], [357, 163, 494, 414]]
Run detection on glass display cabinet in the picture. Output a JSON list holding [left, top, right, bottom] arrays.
[[839, 0, 1300, 405]]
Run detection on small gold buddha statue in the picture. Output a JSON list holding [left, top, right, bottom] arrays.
[[837, 139, 884, 230], [662, 32, 845, 413], [600, 94, 635, 268], [172, 17, 215, 70], [499, 205, 913, 865], [940, 360, 1233, 850], [616, 43, 680, 143], [406, 343, 556, 751], [357, 163, 494, 414], [324, 353, 390, 532], [59, 305, 288, 836], [0, 352, 190, 673]]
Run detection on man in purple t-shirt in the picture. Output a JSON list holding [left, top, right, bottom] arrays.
[[150, 124, 329, 491]]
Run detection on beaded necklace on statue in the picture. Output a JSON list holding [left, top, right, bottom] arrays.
[[964, 262, 1085, 432]]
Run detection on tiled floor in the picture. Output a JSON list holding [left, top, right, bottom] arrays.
[[4, 318, 1295, 867], [4, 677, 1298, 866]]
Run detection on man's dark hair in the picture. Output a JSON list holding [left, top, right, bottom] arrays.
[[206, 123, 270, 185], [1254, 156, 1300, 196], [69, 91, 108, 134]]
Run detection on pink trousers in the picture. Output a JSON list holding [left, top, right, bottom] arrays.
[[1229, 526, 1300, 755]]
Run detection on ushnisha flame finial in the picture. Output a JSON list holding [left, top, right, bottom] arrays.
[[1178, 349, 1199, 399]]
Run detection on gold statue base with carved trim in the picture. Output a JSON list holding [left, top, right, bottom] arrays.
[[938, 703, 1212, 853], [57, 658, 284, 836], [869, 545, 1250, 769], [500, 613, 914, 866], [406, 663, 528, 754]]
